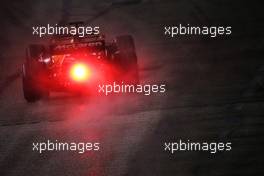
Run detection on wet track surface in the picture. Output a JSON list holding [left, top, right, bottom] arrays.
[[0, 0, 264, 175]]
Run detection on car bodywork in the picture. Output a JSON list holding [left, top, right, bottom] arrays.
[[22, 22, 139, 102]]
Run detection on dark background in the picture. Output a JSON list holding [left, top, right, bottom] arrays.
[[0, 0, 263, 175]]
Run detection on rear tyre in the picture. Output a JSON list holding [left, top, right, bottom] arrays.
[[22, 64, 41, 102], [115, 35, 139, 84], [22, 44, 49, 102]]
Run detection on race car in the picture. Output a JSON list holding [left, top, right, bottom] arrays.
[[22, 22, 139, 102]]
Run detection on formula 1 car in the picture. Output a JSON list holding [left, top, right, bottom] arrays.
[[22, 22, 139, 102]]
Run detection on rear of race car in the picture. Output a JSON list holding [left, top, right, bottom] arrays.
[[22, 34, 139, 102]]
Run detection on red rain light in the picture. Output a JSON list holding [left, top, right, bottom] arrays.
[[70, 63, 91, 82]]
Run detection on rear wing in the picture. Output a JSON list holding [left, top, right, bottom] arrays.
[[50, 41, 105, 55]]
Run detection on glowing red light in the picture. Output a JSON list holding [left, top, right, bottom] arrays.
[[70, 63, 90, 82]]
